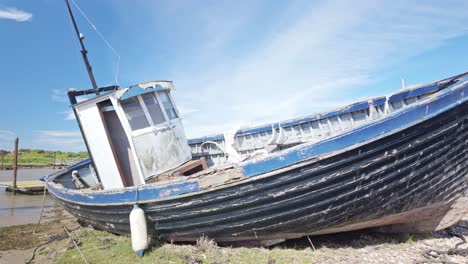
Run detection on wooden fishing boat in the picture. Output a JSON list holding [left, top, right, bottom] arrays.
[[46, 1, 468, 247], [45, 71, 468, 244]]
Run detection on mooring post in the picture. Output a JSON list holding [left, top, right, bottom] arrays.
[[53, 151, 57, 169], [12, 137, 19, 195], [1, 151, 4, 170]]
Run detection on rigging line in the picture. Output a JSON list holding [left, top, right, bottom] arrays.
[[70, 0, 121, 87]]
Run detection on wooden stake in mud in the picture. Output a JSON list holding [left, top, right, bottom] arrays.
[[53, 151, 56, 169], [12, 137, 19, 195], [1, 151, 4, 170]]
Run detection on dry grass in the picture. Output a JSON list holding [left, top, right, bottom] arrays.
[[1, 213, 467, 264]]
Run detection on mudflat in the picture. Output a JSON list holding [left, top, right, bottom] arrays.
[[0, 168, 59, 228]]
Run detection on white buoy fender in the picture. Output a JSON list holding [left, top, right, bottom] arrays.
[[129, 204, 148, 257]]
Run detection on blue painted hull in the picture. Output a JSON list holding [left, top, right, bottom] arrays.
[[46, 74, 468, 242]]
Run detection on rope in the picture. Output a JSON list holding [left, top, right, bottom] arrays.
[[417, 225, 468, 264], [64, 224, 89, 264], [26, 226, 81, 264], [70, 0, 121, 86], [32, 185, 48, 235], [307, 236, 316, 251], [25, 239, 55, 264]]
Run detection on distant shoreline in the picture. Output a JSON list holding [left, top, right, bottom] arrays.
[[0, 149, 88, 170], [0, 165, 68, 170]]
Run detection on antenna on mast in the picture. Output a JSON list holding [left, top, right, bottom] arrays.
[[65, 0, 99, 94]]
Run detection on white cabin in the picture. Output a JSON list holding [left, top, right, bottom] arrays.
[[72, 81, 191, 190]]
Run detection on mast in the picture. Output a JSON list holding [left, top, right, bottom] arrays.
[[65, 0, 99, 94]]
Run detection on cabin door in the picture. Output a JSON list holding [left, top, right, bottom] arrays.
[[98, 100, 142, 186]]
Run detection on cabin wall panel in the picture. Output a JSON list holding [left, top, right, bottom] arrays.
[[76, 103, 124, 190], [132, 120, 191, 178]]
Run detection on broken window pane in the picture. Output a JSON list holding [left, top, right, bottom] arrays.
[[120, 97, 150, 130], [159, 91, 178, 120], [142, 93, 165, 125]]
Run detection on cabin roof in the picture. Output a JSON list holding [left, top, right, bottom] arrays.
[[118, 81, 174, 101], [71, 80, 175, 107]]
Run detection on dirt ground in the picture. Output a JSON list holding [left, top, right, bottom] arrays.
[[0, 208, 80, 264], [0, 209, 467, 264]]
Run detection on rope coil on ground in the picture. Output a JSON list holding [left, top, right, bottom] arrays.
[[418, 225, 468, 264]]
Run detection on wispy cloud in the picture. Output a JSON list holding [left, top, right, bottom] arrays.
[[52, 89, 86, 122], [0, 130, 16, 150], [33, 130, 84, 151], [51, 89, 69, 103], [60, 110, 76, 121], [65, 112, 76, 120], [160, 0, 468, 138], [38, 130, 81, 138], [0, 130, 15, 140], [0, 7, 32, 22]]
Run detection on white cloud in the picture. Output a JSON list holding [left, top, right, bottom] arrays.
[[165, 0, 468, 138], [62, 110, 76, 120], [38, 130, 81, 138], [0, 130, 16, 150], [51, 89, 69, 103], [0, 130, 15, 140], [33, 130, 84, 152], [0, 7, 32, 22], [177, 106, 199, 117]]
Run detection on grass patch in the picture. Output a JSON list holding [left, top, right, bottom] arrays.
[[0, 149, 88, 168], [54, 229, 317, 264]]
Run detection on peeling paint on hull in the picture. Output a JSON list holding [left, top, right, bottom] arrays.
[[47, 96, 468, 242]]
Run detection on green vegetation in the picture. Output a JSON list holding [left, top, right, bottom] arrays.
[[2, 207, 462, 264], [54, 229, 317, 264], [0, 149, 88, 168]]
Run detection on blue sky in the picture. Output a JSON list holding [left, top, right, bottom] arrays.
[[0, 0, 467, 151]]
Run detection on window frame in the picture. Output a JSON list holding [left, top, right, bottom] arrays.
[[140, 92, 167, 126], [120, 96, 151, 131], [119, 91, 180, 135], [156, 90, 180, 120]]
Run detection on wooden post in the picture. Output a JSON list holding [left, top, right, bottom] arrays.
[[53, 152, 56, 169], [12, 138, 19, 195], [1, 151, 4, 170]]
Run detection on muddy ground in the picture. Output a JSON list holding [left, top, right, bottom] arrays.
[[0, 208, 467, 264]]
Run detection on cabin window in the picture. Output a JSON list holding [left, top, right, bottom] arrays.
[[121, 97, 150, 130], [142, 93, 165, 125], [159, 91, 178, 120]]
